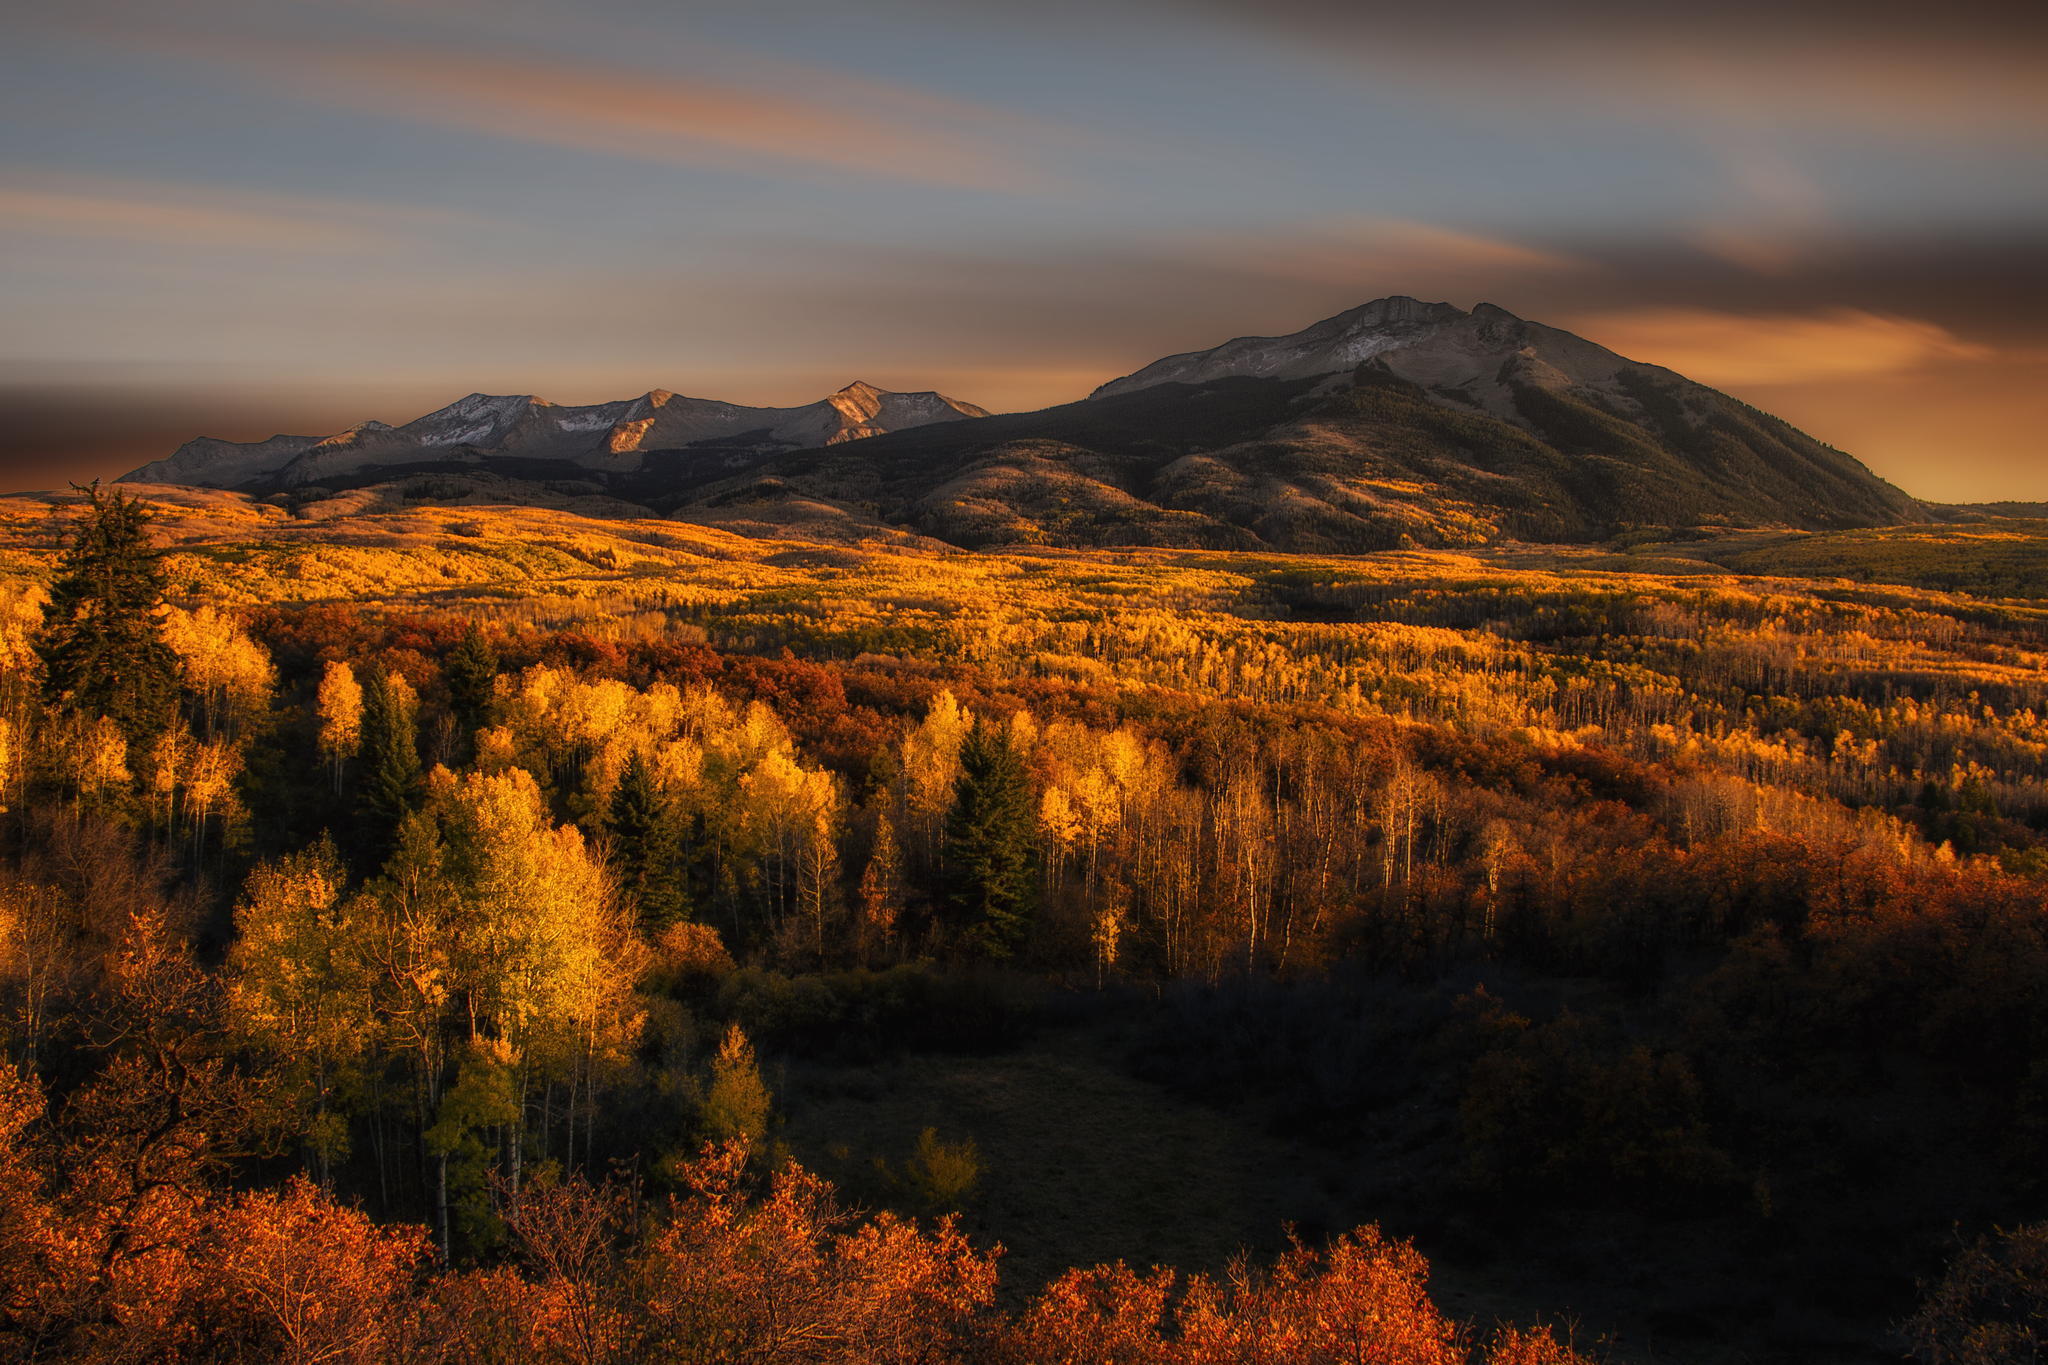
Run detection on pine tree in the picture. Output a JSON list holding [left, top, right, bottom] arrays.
[[35, 483, 180, 743], [943, 724, 1038, 959], [609, 750, 689, 931], [443, 623, 498, 735], [356, 671, 422, 861]]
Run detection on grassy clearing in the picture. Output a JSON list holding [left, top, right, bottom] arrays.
[[776, 1026, 1325, 1296]]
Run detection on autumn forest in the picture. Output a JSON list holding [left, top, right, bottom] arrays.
[[0, 484, 2044, 1364]]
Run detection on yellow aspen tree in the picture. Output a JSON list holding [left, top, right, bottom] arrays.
[[1039, 786, 1081, 895], [140, 725, 188, 836], [63, 715, 131, 808], [228, 839, 368, 1183], [183, 737, 242, 861], [1212, 771, 1276, 973], [0, 878, 66, 1065], [1091, 887, 1128, 989], [857, 810, 904, 965], [900, 689, 969, 869], [433, 766, 643, 1193], [316, 660, 364, 795], [738, 749, 838, 933], [794, 797, 843, 966], [702, 1022, 771, 1145], [471, 723, 519, 775], [163, 604, 277, 738]]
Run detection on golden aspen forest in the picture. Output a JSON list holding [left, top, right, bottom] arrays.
[[0, 482, 2044, 1365]]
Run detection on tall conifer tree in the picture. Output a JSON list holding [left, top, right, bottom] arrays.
[[443, 623, 498, 735], [609, 750, 689, 931], [356, 671, 422, 860], [943, 724, 1037, 958], [36, 483, 180, 743]]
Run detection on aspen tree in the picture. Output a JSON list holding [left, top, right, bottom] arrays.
[[315, 660, 364, 796], [228, 838, 366, 1184]]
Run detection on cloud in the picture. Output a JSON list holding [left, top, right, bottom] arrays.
[[1149, 0, 2048, 132], [0, 178, 463, 252], [1185, 217, 1584, 285], [171, 36, 1081, 194], [1564, 307, 1991, 386]]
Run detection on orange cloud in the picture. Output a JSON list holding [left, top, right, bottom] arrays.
[[180, 39, 1076, 194], [1189, 217, 1582, 286], [1567, 307, 1991, 387], [0, 180, 449, 251], [1179, 2, 2048, 134]]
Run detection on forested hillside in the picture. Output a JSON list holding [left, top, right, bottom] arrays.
[[0, 485, 2043, 1363]]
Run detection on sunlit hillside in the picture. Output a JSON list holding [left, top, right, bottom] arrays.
[[2, 484, 2045, 1364]]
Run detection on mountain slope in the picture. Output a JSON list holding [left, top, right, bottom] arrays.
[[120, 382, 990, 490], [684, 298, 1922, 550], [117, 296, 1924, 551]]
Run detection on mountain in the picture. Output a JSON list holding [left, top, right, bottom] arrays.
[[678, 298, 1923, 551], [119, 297, 1924, 551], [1092, 295, 1494, 398], [120, 382, 990, 490]]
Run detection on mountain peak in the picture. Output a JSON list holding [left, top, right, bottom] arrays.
[[1091, 297, 1484, 400], [119, 378, 992, 489], [1087, 295, 1619, 402], [729, 298, 1919, 552]]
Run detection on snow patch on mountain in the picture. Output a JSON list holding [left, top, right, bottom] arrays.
[[120, 382, 990, 490], [1088, 296, 1657, 426]]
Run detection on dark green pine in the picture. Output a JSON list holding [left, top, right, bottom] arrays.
[[942, 724, 1038, 959], [609, 750, 689, 931], [36, 483, 182, 744], [355, 670, 422, 861], [444, 623, 499, 734]]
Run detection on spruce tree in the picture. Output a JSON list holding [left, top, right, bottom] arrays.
[[356, 670, 422, 861], [942, 724, 1037, 958], [444, 623, 498, 734], [609, 750, 689, 931], [35, 483, 180, 743]]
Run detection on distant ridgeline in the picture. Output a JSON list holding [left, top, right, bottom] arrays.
[[121, 298, 1925, 550]]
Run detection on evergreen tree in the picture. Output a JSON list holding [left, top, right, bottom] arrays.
[[35, 483, 180, 743], [356, 671, 422, 861], [942, 724, 1037, 958], [608, 750, 689, 931], [443, 623, 498, 735]]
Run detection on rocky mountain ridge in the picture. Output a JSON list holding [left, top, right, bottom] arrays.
[[121, 382, 990, 489], [118, 297, 1925, 550]]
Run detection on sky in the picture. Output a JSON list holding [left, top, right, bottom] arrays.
[[1, 0, 2043, 500]]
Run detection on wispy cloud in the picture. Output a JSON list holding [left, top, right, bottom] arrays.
[[1567, 307, 1992, 386], [0, 177, 464, 251], [168, 36, 1080, 194], [1186, 217, 1584, 285], [1159, 0, 2048, 132]]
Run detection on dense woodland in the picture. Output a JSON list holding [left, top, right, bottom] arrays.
[[1, 485, 2045, 1362]]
